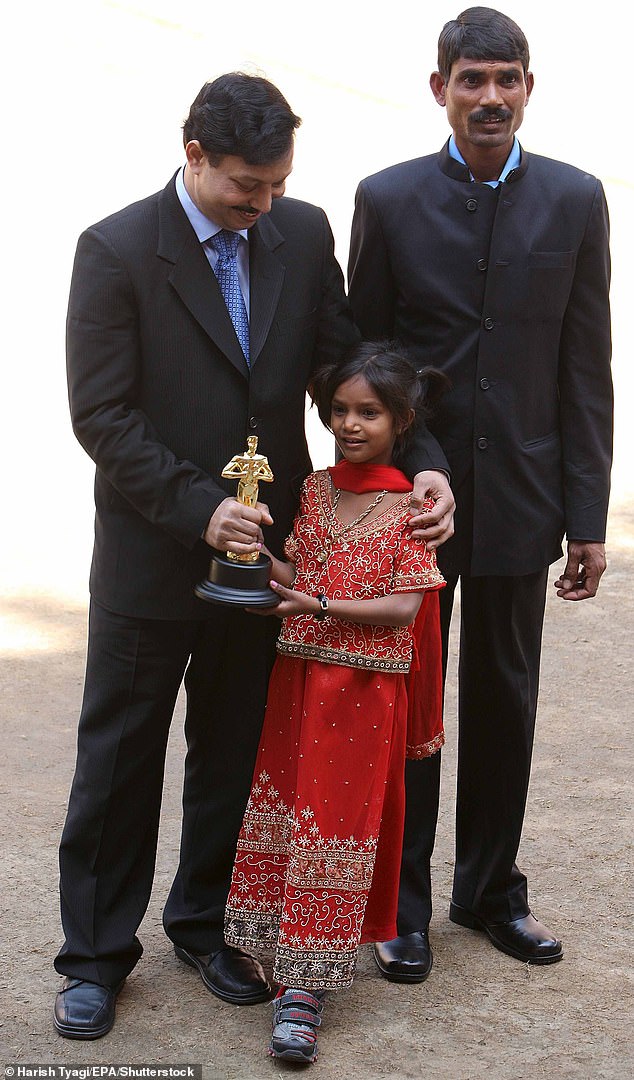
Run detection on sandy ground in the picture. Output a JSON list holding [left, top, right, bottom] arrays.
[[0, 500, 632, 1080]]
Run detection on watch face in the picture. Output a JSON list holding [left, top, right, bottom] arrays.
[[315, 594, 328, 619]]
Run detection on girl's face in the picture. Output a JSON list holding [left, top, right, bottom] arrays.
[[330, 374, 400, 466]]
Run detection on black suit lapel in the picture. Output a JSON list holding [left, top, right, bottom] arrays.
[[248, 213, 285, 367], [157, 176, 249, 378]]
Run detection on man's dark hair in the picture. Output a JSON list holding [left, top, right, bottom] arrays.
[[183, 73, 301, 165], [437, 6, 530, 82]]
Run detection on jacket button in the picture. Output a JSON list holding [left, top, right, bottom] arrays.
[[249, 416, 258, 429], [480, 378, 490, 390], [466, 198, 478, 212], [483, 317, 494, 330], [477, 258, 487, 271], [477, 437, 489, 450]]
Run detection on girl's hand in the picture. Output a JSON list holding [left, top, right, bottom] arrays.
[[247, 580, 318, 620]]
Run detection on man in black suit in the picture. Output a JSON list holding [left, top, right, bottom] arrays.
[[348, 7, 613, 981], [53, 73, 454, 1039]]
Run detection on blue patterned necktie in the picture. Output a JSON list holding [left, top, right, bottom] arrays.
[[209, 229, 250, 365]]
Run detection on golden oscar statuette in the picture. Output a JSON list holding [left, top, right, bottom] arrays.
[[194, 436, 280, 607]]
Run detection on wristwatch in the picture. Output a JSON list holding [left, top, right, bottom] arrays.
[[314, 593, 329, 620]]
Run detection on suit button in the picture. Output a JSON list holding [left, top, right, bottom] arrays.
[[477, 258, 487, 271], [249, 416, 258, 429], [480, 378, 490, 390], [466, 198, 478, 212], [477, 437, 489, 450], [483, 317, 494, 330]]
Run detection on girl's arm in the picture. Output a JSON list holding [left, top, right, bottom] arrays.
[[267, 579, 423, 628], [260, 545, 296, 588]]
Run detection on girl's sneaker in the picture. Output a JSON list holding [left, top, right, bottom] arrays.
[[269, 988, 324, 1063]]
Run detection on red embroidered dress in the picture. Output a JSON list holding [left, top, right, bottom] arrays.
[[224, 469, 444, 990]]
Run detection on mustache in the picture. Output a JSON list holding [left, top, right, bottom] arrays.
[[470, 107, 513, 123]]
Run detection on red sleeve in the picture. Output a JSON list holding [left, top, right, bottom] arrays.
[[392, 526, 445, 593]]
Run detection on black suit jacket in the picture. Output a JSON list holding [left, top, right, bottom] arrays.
[[349, 143, 613, 577], [67, 175, 362, 618]]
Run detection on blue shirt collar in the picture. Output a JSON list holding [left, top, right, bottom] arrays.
[[448, 134, 520, 187]]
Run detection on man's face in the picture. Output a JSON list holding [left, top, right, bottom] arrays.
[[184, 143, 294, 230], [430, 57, 533, 157]]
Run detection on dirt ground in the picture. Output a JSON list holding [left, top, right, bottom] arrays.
[[1, 501, 632, 1080]]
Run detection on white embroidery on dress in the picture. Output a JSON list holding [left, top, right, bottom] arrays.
[[225, 771, 381, 989]]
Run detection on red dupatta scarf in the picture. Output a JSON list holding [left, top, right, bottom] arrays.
[[327, 461, 445, 759], [327, 461, 413, 494]]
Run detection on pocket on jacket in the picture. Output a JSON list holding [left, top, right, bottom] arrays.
[[527, 252, 575, 317], [528, 251, 575, 269], [521, 429, 560, 451]]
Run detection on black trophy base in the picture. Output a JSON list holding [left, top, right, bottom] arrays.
[[195, 551, 280, 607]]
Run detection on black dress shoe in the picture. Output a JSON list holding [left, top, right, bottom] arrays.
[[373, 930, 433, 983], [175, 944, 271, 1004], [53, 977, 125, 1039], [449, 902, 563, 964]]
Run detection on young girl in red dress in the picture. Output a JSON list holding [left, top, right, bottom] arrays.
[[224, 342, 446, 1064]]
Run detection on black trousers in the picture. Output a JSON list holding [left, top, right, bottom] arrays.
[[396, 568, 549, 933], [55, 599, 279, 988]]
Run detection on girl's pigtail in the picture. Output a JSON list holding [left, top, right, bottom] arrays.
[[416, 366, 451, 416]]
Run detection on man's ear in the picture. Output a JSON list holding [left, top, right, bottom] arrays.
[[184, 140, 206, 171], [525, 71, 534, 105], [430, 71, 447, 107]]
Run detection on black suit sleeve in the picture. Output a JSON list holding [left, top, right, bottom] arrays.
[[312, 207, 360, 369], [348, 182, 399, 339], [558, 180, 613, 542], [66, 228, 227, 549], [348, 182, 450, 478]]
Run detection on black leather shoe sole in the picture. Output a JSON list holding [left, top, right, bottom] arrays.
[[54, 1014, 114, 1040], [175, 945, 271, 1004], [449, 902, 564, 964]]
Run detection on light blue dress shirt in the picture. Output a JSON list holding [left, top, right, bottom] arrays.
[[448, 134, 521, 187]]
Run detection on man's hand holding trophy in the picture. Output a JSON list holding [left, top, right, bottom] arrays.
[[195, 437, 281, 607]]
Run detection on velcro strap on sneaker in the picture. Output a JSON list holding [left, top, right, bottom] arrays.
[[275, 1005, 322, 1027], [278, 990, 323, 1011]]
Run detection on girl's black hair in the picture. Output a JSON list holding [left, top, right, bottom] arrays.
[[309, 341, 448, 453]]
